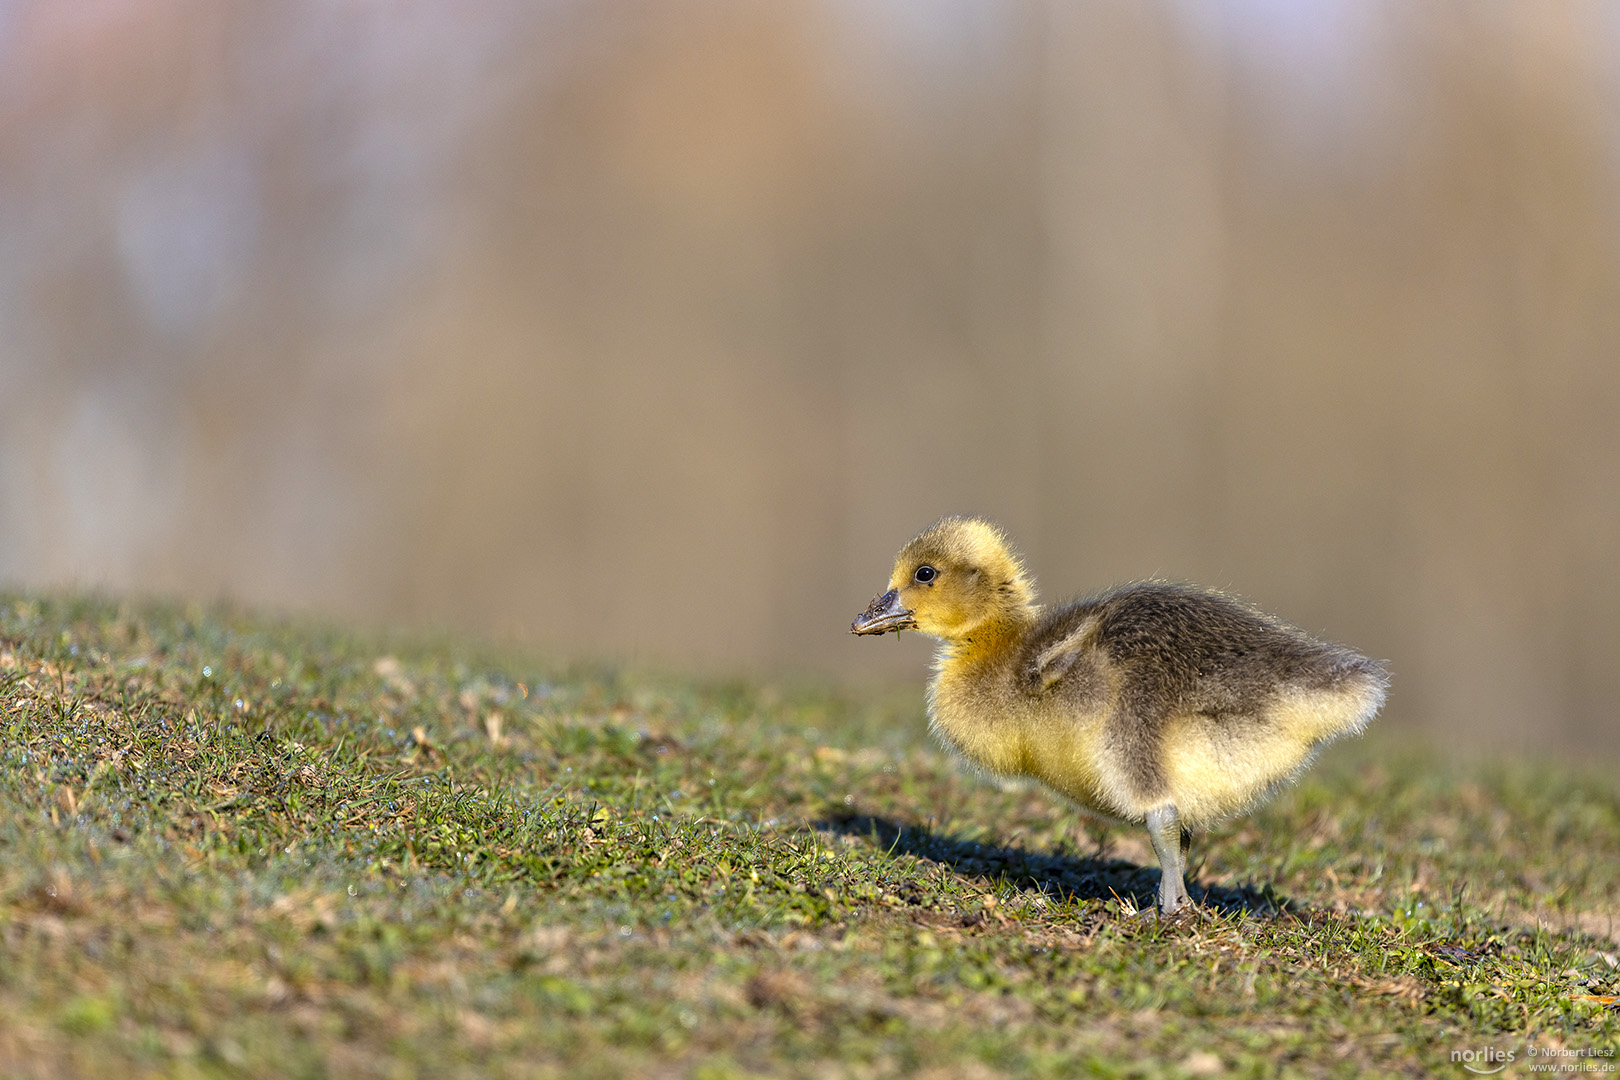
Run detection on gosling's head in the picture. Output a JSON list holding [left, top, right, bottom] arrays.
[[851, 516, 1037, 640]]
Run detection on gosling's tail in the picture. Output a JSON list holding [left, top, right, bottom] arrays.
[[1319, 651, 1389, 737]]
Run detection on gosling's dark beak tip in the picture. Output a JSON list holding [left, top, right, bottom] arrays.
[[851, 588, 916, 635]]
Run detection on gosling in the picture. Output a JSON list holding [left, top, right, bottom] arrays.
[[851, 516, 1388, 916]]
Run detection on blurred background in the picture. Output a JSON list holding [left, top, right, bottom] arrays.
[[2, 1, 1618, 755]]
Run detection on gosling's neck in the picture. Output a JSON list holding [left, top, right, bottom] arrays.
[[936, 603, 1039, 669]]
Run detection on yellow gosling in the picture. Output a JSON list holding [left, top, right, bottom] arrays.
[[851, 516, 1388, 916]]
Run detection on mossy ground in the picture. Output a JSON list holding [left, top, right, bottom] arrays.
[[1, 595, 1616, 1078]]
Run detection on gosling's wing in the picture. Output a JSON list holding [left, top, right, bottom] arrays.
[[1021, 608, 1105, 694]]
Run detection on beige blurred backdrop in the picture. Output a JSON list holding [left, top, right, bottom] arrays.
[[2, 2, 1618, 755]]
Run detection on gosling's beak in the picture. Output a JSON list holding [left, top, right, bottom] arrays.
[[851, 589, 916, 635]]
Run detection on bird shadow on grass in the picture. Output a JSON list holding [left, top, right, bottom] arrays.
[[813, 811, 1296, 918]]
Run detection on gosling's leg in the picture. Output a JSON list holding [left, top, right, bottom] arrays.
[[1180, 824, 1194, 908], [1145, 805, 1189, 915]]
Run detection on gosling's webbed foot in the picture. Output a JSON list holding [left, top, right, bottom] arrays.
[[1127, 895, 1200, 922]]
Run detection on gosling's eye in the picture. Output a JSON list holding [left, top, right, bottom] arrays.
[[914, 565, 937, 584]]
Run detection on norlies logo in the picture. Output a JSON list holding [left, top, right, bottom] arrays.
[[1452, 1046, 1515, 1074]]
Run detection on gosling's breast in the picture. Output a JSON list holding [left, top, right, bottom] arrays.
[[928, 654, 1119, 817], [927, 660, 1027, 777]]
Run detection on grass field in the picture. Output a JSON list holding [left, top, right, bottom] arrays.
[[1, 595, 1616, 1078]]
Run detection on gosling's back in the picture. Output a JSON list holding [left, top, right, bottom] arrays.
[[1027, 582, 1382, 713]]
